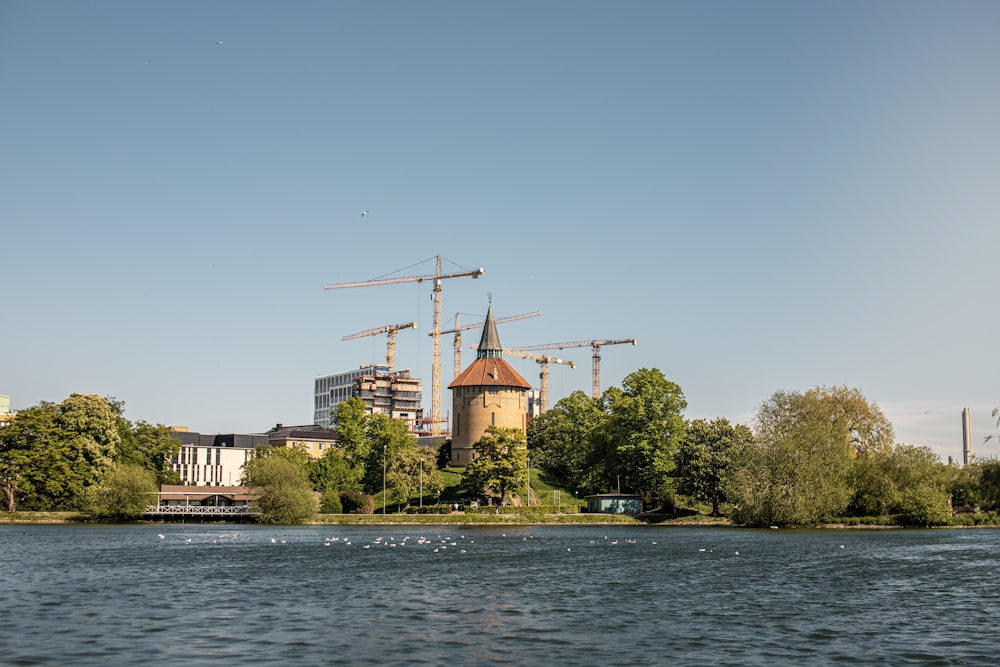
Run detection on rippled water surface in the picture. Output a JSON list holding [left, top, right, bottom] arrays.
[[2, 524, 999, 665]]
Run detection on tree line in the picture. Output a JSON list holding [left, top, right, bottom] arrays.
[[6, 380, 1000, 527], [528, 369, 1000, 526], [0, 393, 180, 516]]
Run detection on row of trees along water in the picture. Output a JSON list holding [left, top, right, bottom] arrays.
[[3, 371, 1000, 525]]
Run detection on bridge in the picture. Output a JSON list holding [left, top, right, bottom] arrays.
[[143, 504, 255, 518]]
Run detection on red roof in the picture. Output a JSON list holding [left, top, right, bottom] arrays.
[[449, 356, 532, 389]]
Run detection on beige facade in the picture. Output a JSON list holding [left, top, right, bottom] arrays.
[[448, 306, 531, 466], [266, 424, 340, 460], [451, 385, 528, 466]]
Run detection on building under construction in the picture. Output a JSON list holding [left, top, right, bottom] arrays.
[[313, 364, 425, 434]]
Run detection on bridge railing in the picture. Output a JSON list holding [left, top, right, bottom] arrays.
[[144, 505, 255, 516]]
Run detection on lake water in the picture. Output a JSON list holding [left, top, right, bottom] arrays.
[[1, 523, 998, 666]]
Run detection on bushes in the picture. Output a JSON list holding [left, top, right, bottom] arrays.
[[340, 491, 375, 514], [320, 491, 343, 514]]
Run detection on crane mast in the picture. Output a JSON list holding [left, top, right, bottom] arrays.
[[325, 255, 484, 435], [516, 338, 636, 397], [503, 349, 575, 413], [341, 321, 417, 373]]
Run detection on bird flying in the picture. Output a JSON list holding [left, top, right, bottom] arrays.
[[216, 41, 224, 46], [360, 210, 368, 220]]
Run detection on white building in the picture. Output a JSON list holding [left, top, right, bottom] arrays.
[[169, 431, 267, 486]]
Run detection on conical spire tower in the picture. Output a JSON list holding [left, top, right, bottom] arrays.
[[476, 304, 503, 359]]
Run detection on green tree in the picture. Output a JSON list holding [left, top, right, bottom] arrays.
[[1, 395, 127, 511], [460, 426, 528, 504], [976, 459, 1000, 510], [675, 418, 752, 516], [850, 444, 947, 517], [332, 398, 370, 464], [360, 414, 417, 497], [90, 463, 157, 520], [589, 368, 687, 505], [59, 393, 121, 477], [309, 448, 362, 494], [242, 448, 316, 524], [386, 446, 444, 508], [729, 386, 894, 526], [527, 390, 604, 492]]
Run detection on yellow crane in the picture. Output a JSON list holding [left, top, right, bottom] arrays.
[[341, 321, 417, 374], [516, 339, 636, 398], [325, 255, 484, 436], [503, 349, 575, 414], [440, 311, 542, 380]]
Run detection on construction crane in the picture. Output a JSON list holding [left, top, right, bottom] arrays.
[[516, 339, 637, 398], [503, 349, 575, 414], [341, 321, 417, 374], [325, 255, 484, 436], [440, 311, 542, 380]]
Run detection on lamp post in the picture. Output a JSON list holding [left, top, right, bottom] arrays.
[[525, 453, 531, 507], [419, 457, 423, 508], [382, 443, 387, 515]]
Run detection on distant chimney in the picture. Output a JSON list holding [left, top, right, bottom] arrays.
[[962, 408, 972, 466], [275, 423, 283, 430]]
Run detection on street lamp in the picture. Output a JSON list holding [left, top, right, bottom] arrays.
[[382, 443, 387, 515], [525, 453, 531, 507]]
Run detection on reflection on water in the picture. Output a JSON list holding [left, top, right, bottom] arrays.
[[1, 524, 998, 666]]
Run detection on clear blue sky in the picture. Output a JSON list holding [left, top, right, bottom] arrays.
[[3, 1, 998, 464]]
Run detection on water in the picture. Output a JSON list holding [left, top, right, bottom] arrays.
[[1, 524, 998, 666]]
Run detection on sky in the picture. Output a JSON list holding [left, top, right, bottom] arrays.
[[2, 1, 998, 464]]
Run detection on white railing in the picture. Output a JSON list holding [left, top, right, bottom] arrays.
[[144, 505, 255, 516]]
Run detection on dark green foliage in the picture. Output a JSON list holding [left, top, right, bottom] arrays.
[[309, 449, 362, 494], [319, 491, 343, 514], [436, 440, 451, 469], [527, 391, 603, 491], [591, 369, 687, 505], [1, 395, 182, 512], [675, 418, 752, 515], [340, 491, 375, 514], [460, 426, 527, 504]]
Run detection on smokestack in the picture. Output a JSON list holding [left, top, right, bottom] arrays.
[[962, 408, 972, 466]]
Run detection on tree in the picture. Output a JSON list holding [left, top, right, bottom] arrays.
[[59, 393, 121, 477], [0, 395, 126, 511], [386, 446, 444, 508], [675, 418, 752, 515], [527, 390, 604, 492], [460, 426, 528, 504], [850, 444, 948, 517], [332, 398, 370, 464], [90, 463, 157, 520], [589, 368, 687, 505], [360, 414, 417, 497], [242, 448, 316, 524], [976, 459, 1000, 511], [729, 386, 894, 526], [309, 448, 362, 495]]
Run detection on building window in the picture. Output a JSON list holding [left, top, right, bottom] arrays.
[[491, 412, 495, 426]]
